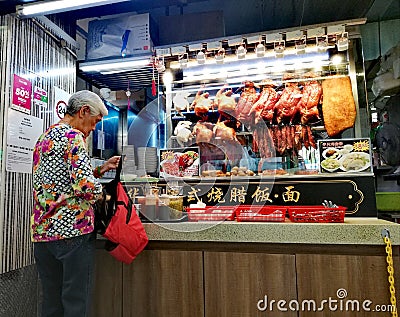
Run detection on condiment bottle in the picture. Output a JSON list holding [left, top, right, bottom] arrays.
[[158, 194, 170, 220]]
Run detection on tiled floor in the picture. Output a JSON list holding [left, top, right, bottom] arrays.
[[0, 265, 39, 317]]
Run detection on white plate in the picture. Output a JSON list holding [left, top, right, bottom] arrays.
[[322, 148, 341, 159], [320, 158, 341, 172], [339, 152, 371, 172], [121, 174, 137, 181]]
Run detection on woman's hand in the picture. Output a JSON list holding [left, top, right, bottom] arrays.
[[95, 156, 121, 177], [104, 156, 120, 172]]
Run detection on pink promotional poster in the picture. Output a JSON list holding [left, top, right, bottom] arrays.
[[12, 74, 32, 114]]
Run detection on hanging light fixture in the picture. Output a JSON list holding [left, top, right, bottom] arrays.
[[274, 40, 285, 58], [255, 42, 265, 57], [80, 54, 152, 72], [317, 35, 328, 52], [155, 56, 165, 73], [179, 53, 188, 68], [337, 32, 349, 51], [215, 48, 225, 64], [295, 35, 307, 55], [196, 50, 206, 64], [236, 44, 246, 59]]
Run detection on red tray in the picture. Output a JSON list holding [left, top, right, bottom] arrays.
[[287, 205, 347, 223], [186, 206, 236, 221], [236, 205, 286, 222]]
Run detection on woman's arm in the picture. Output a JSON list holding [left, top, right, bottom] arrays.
[[93, 156, 120, 178]]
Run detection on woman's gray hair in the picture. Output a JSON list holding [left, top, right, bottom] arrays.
[[66, 90, 108, 117]]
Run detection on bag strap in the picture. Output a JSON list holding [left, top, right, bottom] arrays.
[[116, 200, 133, 224], [115, 154, 124, 182]]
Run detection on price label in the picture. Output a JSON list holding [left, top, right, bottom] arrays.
[[246, 35, 262, 44], [207, 41, 221, 50], [171, 46, 187, 55], [188, 43, 203, 51], [228, 37, 243, 46], [266, 33, 282, 43], [155, 48, 171, 56], [286, 30, 303, 41], [327, 24, 345, 35], [307, 27, 325, 38]]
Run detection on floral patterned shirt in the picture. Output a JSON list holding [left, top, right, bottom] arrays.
[[31, 123, 102, 242]]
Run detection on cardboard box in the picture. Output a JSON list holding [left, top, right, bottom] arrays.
[[87, 13, 158, 60]]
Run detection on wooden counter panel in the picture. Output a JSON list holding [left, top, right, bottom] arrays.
[[296, 254, 400, 316], [122, 250, 204, 317], [146, 241, 394, 256], [204, 252, 297, 317], [92, 249, 123, 317]]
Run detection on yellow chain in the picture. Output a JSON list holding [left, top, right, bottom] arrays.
[[383, 230, 398, 317]]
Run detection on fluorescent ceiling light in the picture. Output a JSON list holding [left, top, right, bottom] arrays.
[[80, 56, 151, 72], [16, 0, 130, 18]]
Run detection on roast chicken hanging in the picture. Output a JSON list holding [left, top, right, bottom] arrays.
[[215, 86, 236, 120], [190, 88, 214, 120]]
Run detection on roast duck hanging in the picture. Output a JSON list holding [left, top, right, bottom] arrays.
[[177, 73, 357, 162], [235, 81, 259, 125], [249, 80, 279, 125]]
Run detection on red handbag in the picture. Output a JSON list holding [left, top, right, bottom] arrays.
[[103, 182, 148, 264], [95, 156, 148, 264]]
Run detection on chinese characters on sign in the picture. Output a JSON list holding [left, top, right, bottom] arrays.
[[187, 185, 301, 204]]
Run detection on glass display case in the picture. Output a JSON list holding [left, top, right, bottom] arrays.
[[160, 24, 369, 179]]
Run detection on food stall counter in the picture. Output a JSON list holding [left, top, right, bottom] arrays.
[[143, 217, 400, 245]]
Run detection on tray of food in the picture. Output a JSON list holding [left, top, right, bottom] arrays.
[[287, 205, 347, 223], [236, 205, 287, 222], [186, 206, 237, 221]]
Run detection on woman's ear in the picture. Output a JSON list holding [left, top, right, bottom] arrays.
[[80, 106, 89, 117]]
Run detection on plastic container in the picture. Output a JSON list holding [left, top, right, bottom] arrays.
[[168, 195, 184, 219], [186, 206, 236, 221], [142, 192, 157, 221], [236, 205, 286, 222], [158, 195, 170, 220], [287, 205, 347, 223]]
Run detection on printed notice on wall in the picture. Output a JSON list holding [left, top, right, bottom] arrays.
[[33, 86, 48, 108], [6, 108, 43, 174], [12, 74, 32, 114]]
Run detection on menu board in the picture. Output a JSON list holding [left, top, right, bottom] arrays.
[[318, 138, 372, 174], [159, 147, 200, 178]]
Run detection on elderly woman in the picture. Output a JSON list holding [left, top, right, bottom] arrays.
[[31, 90, 120, 317]]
